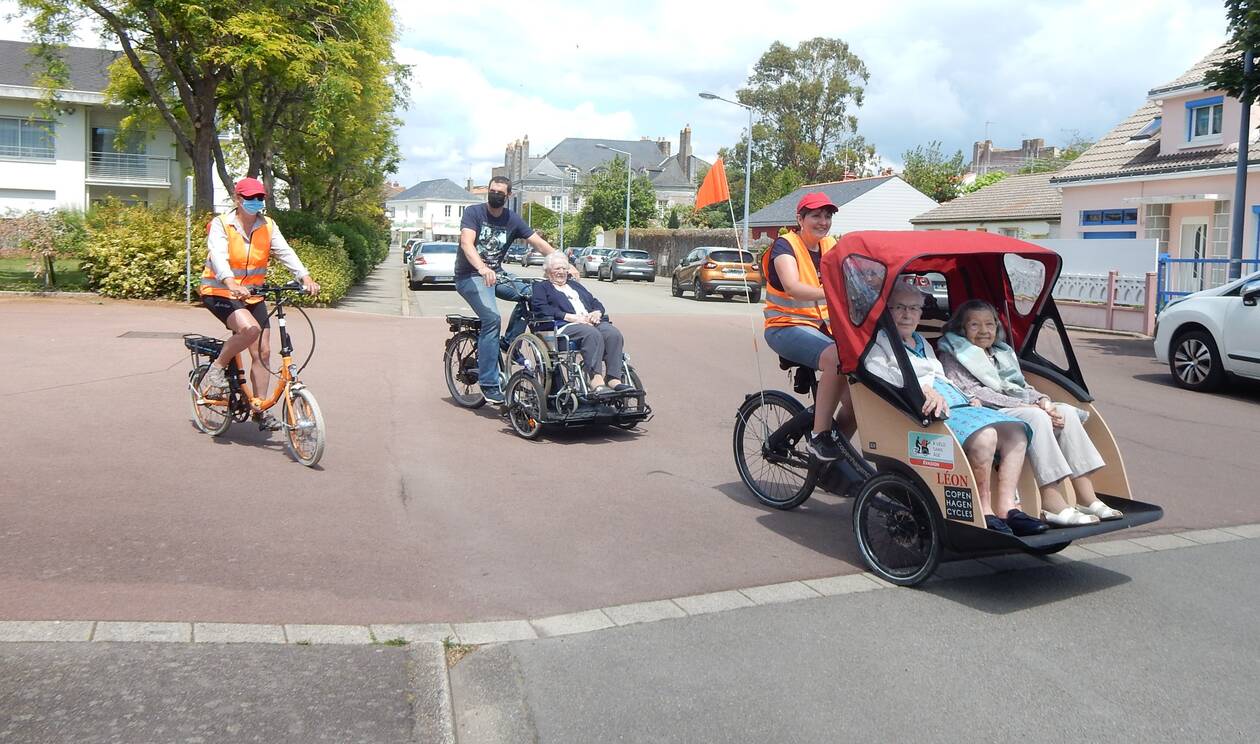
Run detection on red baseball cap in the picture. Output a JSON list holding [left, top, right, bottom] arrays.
[[796, 192, 837, 214], [234, 177, 266, 197]]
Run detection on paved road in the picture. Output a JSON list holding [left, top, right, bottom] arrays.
[[449, 537, 1260, 743], [0, 289, 1257, 626]]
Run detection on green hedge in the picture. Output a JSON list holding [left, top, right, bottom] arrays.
[[81, 204, 195, 300], [270, 209, 389, 282], [81, 203, 359, 305], [265, 237, 352, 306]]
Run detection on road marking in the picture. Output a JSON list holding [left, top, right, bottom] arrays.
[[3, 525, 1257, 646]]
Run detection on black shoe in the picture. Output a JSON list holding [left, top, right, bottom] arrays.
[[985, 515, 1014, 535], [804, 431, 841, 462], [252, 411, 283, 431], [1004, 509, 1049, 536], [482, 387, 505, 405]]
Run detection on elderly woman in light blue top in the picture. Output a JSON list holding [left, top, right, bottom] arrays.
[[937, 299, 1121, 526], [865, 280, 1044, 536]]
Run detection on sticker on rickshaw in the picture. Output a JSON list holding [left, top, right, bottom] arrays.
[[943, 487, 974, 521], [908, 432, 953, 470]]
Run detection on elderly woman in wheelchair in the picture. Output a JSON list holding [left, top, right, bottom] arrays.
[[532, 252, 634, 395]]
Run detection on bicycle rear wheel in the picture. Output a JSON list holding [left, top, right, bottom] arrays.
[[284, 387, 326, 467], [444, 331, 486, 408], [189, 364, 231, 436], [732, 391, 818, 510]]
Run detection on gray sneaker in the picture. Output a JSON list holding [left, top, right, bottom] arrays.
[[202, 364, 228, 392]]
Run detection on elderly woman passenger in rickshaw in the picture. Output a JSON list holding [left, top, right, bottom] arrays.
[[532, 252, 630, 395], [762, 192, 856, 463], [937, 300, 1122, 525], [865, 280, 1047, 536]]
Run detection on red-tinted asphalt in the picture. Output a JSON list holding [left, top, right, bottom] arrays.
[[1, 297, 1257, 624]]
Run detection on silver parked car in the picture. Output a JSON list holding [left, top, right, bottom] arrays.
[[580, 248, 615, 277], [408, 242, 458, 289], [598, 249, 657, 282]]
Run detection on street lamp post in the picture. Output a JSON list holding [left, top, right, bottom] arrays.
[[596, 143, 632, 250], [700, 92, 753, 252]]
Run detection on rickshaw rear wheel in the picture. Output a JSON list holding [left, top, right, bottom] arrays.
[[732, 391, 818, 510], [853, 472, 942, 586]]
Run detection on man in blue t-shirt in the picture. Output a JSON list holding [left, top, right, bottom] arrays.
[[456, 175, 568, 403]]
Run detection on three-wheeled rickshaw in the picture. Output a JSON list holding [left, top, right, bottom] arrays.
[[734, 231, 1163, 585]]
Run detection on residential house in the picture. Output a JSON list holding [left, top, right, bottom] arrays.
[[742, 176, 938, 242], [492, 126, 708, 216], [0, 40, 187, 212], [970, 138, 1062, 176], [910, 172, 1061, 238], [386, 178, 480, 245], [1051, 43, 1259, 287]]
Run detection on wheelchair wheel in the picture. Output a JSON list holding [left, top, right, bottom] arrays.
[[506, 332, 551, 393], [505, 371, 545, 439], [732, 391, 818, 510], [444, 331, 485, 409], [611, 364, 645, 430], [853, 472, 942, 586]]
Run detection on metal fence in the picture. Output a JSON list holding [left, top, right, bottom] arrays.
[[1156, 256, 1260, 310]]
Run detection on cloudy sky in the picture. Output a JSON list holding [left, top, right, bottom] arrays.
[[2, 0, 1230, 188]]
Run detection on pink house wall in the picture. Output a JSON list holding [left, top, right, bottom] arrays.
[[1158, 94, 1258, 155], [1059, 172, 1260, 259]]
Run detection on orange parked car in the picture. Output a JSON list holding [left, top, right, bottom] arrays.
[[670, 247, 762, 302]]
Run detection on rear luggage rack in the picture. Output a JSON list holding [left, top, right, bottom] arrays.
[[446, 314, 481, 333], [183, 333, 224, 357]]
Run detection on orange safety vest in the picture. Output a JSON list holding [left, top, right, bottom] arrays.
[[763, 231, 835, 330], [200, 213, 274, 303]]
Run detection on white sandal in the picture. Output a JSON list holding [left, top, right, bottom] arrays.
[[1076, 501, 1124, 521], [1042, 507, 1099, 527]]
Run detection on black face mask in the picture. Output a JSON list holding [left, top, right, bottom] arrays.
[[487, 192, 507, 208]]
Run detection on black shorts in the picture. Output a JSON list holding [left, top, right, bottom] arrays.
[[202, 295, 270, 329]]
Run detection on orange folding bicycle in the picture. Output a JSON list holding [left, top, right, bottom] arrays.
[[184, 281, 326, 467]]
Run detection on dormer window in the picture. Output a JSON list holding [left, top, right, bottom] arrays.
[[1186, 96, 1223, 143], [1130, 116, 1162, 141]]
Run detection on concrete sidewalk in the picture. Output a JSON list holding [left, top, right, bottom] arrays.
[[449, 538, 1260, 743], [0, 641, 452, 743]]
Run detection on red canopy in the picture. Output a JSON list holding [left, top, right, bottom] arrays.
[[820, 231, 1062, 373]]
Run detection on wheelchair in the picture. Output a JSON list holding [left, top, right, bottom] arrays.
[[442, 282, 651, 439]]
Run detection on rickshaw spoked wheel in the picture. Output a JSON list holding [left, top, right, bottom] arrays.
[[853, 472, 942, 586], [610, 365, 645, 430], [732, 391, 818, 510], [505, 371, 545, 440]]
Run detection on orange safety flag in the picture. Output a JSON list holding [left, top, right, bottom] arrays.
[[694, 156, 731, 211]]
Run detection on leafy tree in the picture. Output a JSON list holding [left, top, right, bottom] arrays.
[[0, 208, 85, 288], [667, 207, 681, 229], [1204, 0, 1260, 100], [961, 170, 1007, 194], [736, 38, 872, 183], [901, 141, 965, 202], [574, 157, 656, 247]]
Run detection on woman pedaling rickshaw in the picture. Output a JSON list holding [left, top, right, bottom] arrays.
[[734, 230, 1164, 585]]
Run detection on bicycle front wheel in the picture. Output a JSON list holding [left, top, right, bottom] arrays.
[[284, 387, 326, 467], [732, 391, 817, 510], [189, 364, 231, 436]]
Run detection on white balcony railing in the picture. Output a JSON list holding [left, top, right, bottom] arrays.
[[86, 152, 172, 185]]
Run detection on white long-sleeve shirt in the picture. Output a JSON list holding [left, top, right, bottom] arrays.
[[206, 211, 308, 282]]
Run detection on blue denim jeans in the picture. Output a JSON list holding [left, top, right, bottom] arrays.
[[455, 271, 531, 390]]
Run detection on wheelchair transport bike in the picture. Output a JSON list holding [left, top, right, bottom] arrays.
[[442, 280, 651, 439], [734, 231, 1163, 586], [184, 281, 326, 467]]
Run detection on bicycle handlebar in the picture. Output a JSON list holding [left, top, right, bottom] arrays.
[[251, 280, 307, 296]]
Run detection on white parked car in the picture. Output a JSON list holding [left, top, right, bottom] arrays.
[[1153, 271, 1260, 391], [408, 242, 458, 290]]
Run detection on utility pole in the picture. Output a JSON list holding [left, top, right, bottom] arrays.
[[1230, 50, 1254, 280]]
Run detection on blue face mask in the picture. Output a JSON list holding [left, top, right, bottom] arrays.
[[241, 198, 265, 215]]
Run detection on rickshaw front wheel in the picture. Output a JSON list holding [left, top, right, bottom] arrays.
[[853, 472, 942, 586], [732, 391, 818, 510]]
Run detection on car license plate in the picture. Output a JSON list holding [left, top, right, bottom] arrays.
[[724, 269, 745, 276], [436, 276, 453, 282]]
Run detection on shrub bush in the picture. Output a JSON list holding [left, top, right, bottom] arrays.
[[327, 221, 372, 281], [81, 203, 199, 300], [266, 237, 352, 306]]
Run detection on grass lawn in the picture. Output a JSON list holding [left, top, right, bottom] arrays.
[[0, 257, 90, 292]]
